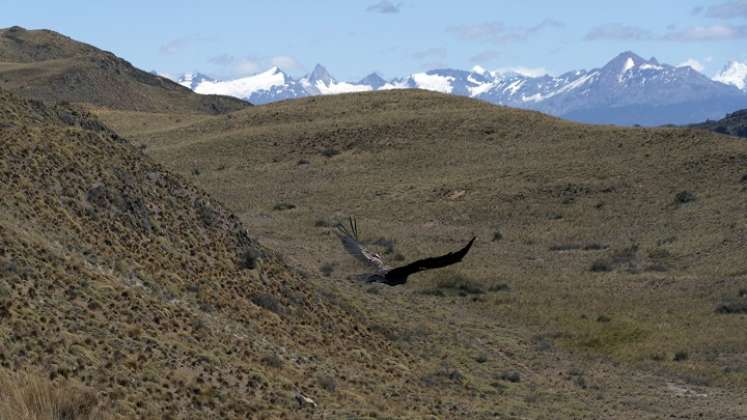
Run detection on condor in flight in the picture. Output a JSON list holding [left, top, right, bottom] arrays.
[[335, 217, 475, 286]]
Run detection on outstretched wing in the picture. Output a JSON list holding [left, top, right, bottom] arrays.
[[335, 217, 386, 271], [382, 237, 476, 286]]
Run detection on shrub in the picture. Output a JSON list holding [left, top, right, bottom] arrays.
[[675, 191, 696, 204], [320, 148, 339, 158], [419, 289, 445, 297], [319, 262, 335, 277], [498, 370, 521, 383], [422, 368, 466, 387], [261, 354, 283, 369], [715, 301, 747, 314], [314, 218, 334, 227], [611, 244, 639, 265], [596, 315, 611, 323], [239, 248, 259, 270], [590, 259, 612, 273], [251, 294, 284, 315], [422, 272, 485, 296], [316, 374, 337, 392], [488, 283, 510, 292], [533, 335, 553, 352], [492, 229, 503, 242], [272, 202, 296, 211], [673, 351, 689, 362]]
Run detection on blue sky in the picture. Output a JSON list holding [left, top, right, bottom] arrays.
[[2, 0, 746, 80]]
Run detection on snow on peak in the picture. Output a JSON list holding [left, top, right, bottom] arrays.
[[193, 67, 288, 98], [622, 57, 636, 73], [314, 80, 372, 95], [471, 65, 487, 75], [714, 61, 747, 91], [410, 72, 455, 93]]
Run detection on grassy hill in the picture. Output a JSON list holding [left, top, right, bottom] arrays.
[[0, 26, 249, 114], [98, 89, 747, 417], [1, 88, 492, 418], [691, 108, 747, 139]]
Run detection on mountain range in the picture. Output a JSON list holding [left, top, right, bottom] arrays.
[[175, 52, 747, 126]]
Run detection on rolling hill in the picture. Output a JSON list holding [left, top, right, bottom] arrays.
[[691, 108, 747, 139], [96, 89, 747, 418], [0, 26, 250, 113]]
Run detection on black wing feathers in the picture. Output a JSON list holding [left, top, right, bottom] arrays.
[[382, 237, 475, 286]]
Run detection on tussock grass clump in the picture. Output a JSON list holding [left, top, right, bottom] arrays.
[[320, 262, 336, 277], [260, 354, 284, 369], [715, 301, 747, 314], [316, 374, 337, 392], [239, 248, 260, 270], [422, 367, 466, 387], [0, 369, 110, 420], [420, 271, 485, 297], [272, 202, 296, 211], [675, 191, 697, 204], [320, 148, 340, 158], [251, 294, 285, 315], [497, 370, 521, 383], [590, 259, 612, 273], [550, 242, 607, 252]]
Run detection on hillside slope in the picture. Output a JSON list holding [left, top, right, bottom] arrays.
[[691, 108, 747, 139], [0, 89, 462, 418], [0, 26, 249, 113], [99, 89, 747, 417]]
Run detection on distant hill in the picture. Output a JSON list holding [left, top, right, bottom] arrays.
[[691, 108, 747, 138], [0, 26, 250, 113]]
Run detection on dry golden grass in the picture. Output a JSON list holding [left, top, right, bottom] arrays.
[[0, 369, 110, 420], [97, 89, 747, 418]]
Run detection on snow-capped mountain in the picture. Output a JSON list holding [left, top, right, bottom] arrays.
[[190, 67, 308, 105], [300, 64, 372, 95], [714, 61, 747, 92], [174, 52, 747, 125]]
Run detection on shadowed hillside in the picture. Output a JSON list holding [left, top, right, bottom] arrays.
[[691, 108, 747, 139], [0, 26, 249, 114], [98, 89, 747, 418]]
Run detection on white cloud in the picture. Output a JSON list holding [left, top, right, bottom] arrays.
[[677, 58, 705, 72], [585, 22, 747, 42], [663, 24, 747, 41], [366, 1, 401, 14], [705, 1, 747, 19], [447, 19, 564, 44]]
